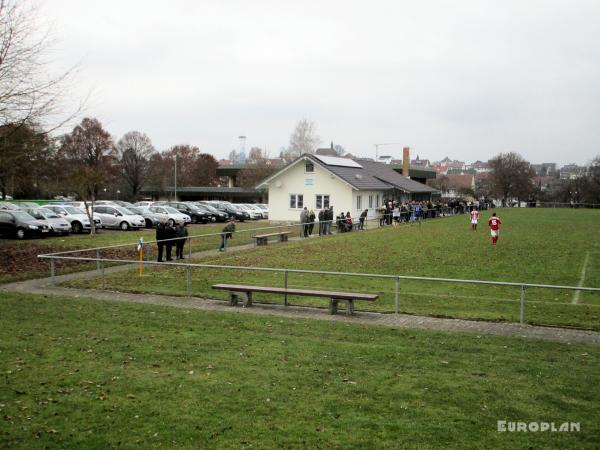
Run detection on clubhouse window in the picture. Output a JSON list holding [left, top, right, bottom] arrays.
[[290, 194, 304, 209]]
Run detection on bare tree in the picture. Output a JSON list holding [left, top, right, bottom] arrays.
[[58, 118, 117, 235], [0, 0, 81, 130], [489, 152, 535, 205], [117, 131, 156, 199], [284, 119, 321, 161], [333, 144, 346, 156]]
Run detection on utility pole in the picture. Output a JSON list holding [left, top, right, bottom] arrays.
[[174, 154, 178, 201]]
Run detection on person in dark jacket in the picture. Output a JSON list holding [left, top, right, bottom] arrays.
[[219, 218, 236, 251], [156, 218, 167, 262], [318, 209, 324, 236], [359, 209, 368, 230], [164, 221, 176, 261], [175, 220, 189, 259], [327, 206, 334, 234], [308, 210, 316, 236]]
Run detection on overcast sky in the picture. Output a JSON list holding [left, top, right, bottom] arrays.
[[41, 0, 600, 165]]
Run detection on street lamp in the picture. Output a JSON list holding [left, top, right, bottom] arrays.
[[116, 190, 120, 200]]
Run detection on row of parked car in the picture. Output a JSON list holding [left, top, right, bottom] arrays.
[[0, 200, 268, 239]]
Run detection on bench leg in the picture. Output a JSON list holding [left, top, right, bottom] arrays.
[[228, 292, 238, 306], [243, 291, 252, 308], [257, 238, 267, 246], [346, 300, 354, 316], [329, 298, 338, 315], [280, 234, 288, 242]]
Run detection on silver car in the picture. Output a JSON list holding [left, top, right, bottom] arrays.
[[92, 205, 145, 231], [148, 206, 191, 226], [23, 208, 71, 235], [42, 205, 100, 233]]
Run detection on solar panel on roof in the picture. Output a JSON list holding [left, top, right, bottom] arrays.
[[313, 155, 363, 168]]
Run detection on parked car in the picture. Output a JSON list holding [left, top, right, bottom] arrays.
[[134, 201, 155, 207], [42, 205, 100, 233], [148, 205, 191, 226], [0, 210, 51, 239], [243, 204, 268, 219], [205, 201, 249, 222], [15, 202, 41, 209], [193, 202, 229, 222], [236, 204, 262, 220], [127, 206, 161, 228], [256, 204, 269, 219], [0, 201, 21, 211], [92, 205, 145, 231], [22, 207, 71, 235], [112, 200, 137, 209], [166, 202, 211, 224]]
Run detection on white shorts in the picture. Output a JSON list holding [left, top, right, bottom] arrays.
[[471, 219, 478, 224], [490, 229, 499, 237]]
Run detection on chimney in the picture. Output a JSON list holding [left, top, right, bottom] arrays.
[[403, 147, 410, 178]]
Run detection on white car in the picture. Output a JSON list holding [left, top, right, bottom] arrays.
[[148, 205, 191, 226], [237, 204, 262, 220], [134, 201, 155, 207], [23, 207, 72, 235], [42, 205, 101, 233], [92, 205, 145, 231], [245, 204, 267, 219]]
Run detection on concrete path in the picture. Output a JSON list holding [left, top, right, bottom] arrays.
[[2, 262, 599, 345]]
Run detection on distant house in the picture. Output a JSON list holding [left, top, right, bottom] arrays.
[[256, 154, 439, 222]]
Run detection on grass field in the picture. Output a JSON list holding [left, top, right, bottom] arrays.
[[64, 208, 600, 329], [0, 293, 598, 449]]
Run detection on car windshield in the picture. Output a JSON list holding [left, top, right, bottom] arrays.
[[199, 204, 219, 213], [116, 207, 133, 215], [164, 206, 180, 214], [257, 205, 267, 210], [65, 207, 84, 214], [34, 209, 59, 219], [128, 207, 142, 214], [13, 211, 36, 221]]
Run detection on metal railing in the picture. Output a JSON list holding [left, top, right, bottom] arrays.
[[38, 253, 600, 326]]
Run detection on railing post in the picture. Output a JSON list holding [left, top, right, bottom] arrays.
[[520, 285, 526, 324], [96, 250, 100, 273], [50, 259, 55, 286], [189, 237, 192, 258], [395, 277, 400, 314], [101, 260, 106, 289], [284, 270, 288, 306], [187, 266, 192, 297]]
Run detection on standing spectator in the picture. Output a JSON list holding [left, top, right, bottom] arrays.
[[318, 209, 324, 236], [326, 206, 334, 235], [219, 218, 236, 252], [156, 217, 167, 262], [164, 220, 176, 261], [308, 209, 316, 237], [359, 209, 368, 230], [300, 206, 309, 237], [175, 220, 188, 259], [488, 212, 502, 246]]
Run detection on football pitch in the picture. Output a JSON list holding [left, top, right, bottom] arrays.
[[0, 292, 598, 449], [65, 208, 600, 329]]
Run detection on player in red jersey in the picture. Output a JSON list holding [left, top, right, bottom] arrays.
[[488, 212, 502, 245], [470, 207, 480, 231]]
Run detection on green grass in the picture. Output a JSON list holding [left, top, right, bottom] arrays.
[[65, 209, 600, 329], [0, 292, 598, 449]]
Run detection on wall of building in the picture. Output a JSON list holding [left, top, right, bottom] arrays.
[[267, 159, 354, 221]]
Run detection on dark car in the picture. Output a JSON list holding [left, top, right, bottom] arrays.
[[206, 201, 249, 222], [166, 202, 211, 224], [0, 210, 51, 239], [194, 202, 229, 222]]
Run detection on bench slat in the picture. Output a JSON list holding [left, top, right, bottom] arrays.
[[212, 284, 378, 301], [254, 232, 292, 239]]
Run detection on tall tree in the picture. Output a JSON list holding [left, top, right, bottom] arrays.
[[58, 118, 116, 234], [239, 147, 279, 189], [0, 0, 80, 129], [117, 131, 156, 199], [284, 119, 321, 161], [489, 152, 535, 204]]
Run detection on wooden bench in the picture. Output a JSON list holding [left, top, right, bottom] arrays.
[[254, 231, 291, 246], [212, 283, 378, 316]]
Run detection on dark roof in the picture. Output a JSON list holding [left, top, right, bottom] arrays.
[[354, 159, 439, 193], [142, 186, 255, 194]]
